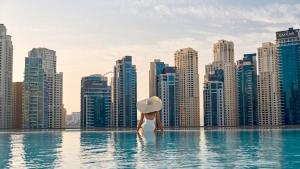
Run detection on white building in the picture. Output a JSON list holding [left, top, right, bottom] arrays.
[[0, 24, 13, 128], [257, 42, 281, 125], [175, 48, 200, 127]]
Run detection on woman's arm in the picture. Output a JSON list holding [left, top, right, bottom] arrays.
[[137, 113, 144, 132], [156, 112, 164, 132]]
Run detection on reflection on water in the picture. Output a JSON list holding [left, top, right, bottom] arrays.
[[0, 134, 11, 169], [0, 129, 300, 168], [80, 131, 118, 168], [9, 134, 25, 168], [23, 132, 62, 168]]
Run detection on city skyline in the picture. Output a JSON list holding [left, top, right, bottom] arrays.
[[2, 22, 300, 128], [2, 0, 300, 117]]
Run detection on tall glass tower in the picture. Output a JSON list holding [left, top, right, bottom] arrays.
[[81, 74, 111, 128], [149, 59, 167, 97], [203, 69, 224, 127], [23, 48, 63, 128], [113, 56, 137, 128], [158, 66, 178, 127], [276, 27, 300, 124], [23, 54, 48, 128], [237, 53, 258, 126]]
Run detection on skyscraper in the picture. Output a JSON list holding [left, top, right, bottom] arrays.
[[257, 42, 281, 126], [113, 56, 137, 128], [0, 24, 13, 128], [23, 48, 63, 128], [276, 27, 300, 124], [81, 74, 111, 128], [23, 51, 48, 128], [203, 69, 224, 127], [52, 72, 63, 128], [149, 59, 167, 97], [175, 48, 200, 127], [13, 82, 23, 129], [205, 40, 238, 126], [237, 53, 258, 126], [158, 66, 178, 127]]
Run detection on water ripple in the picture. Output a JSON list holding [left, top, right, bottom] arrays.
[[1, 129, 300, 168]]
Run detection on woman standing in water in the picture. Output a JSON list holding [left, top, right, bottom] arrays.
[[136, 96, 164, 133]]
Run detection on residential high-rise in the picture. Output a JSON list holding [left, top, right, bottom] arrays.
[[237, 53, 258, 126], [52, 72, 63, 128], [257, 42, 281, 125], [158, 66, 178, 127], [149, 59, 167, 97], [175, 48, 200, 127], [0, 24, 13, 128], [276, 28, 300, 124], [81, 74, 111, 128], [23, 51, 48, 128], [113, 56, 137, 128], [23, 48, 63, 128], [205, 40, 238, 126], [66, 112, 80, 128], [13, 82, 23, 128], [203, 69, 224, 127]]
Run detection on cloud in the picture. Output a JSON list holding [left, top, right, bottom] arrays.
[[127, 0, 300, 34]]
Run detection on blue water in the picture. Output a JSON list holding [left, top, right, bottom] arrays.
[[0, 129, 300, 168]]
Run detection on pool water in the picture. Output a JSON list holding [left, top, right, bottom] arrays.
[[0, 129, 300, 168]]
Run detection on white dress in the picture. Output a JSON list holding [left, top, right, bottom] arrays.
[[142, 117, 156, 132]]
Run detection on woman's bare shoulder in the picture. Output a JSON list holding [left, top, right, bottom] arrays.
[[144, 112, 157, 120]]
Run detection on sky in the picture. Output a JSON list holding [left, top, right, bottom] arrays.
[[1, 0, 300, 117]]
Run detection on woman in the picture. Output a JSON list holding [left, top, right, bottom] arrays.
[[136, 96, 164, 133]]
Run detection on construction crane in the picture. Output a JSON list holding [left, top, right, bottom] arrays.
[[103, 71, 113, 76]]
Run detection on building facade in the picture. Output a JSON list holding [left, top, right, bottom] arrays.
[[206, 40, 238, 126], [158, 66, 178, 127], [0, 24, 13, 128], [23, 52, 48, 128], [66, 112, 80, 128], [81, 74, 111, 128], [175, 48, 200, 127], [113, 56, 137, 128], [276, 28, 300, 125], [13, 82, 23, 128], [257, 42, 281, 125], [203, 69, 224, 127], [23, 48, 63, 128], [237, 53, 258, 126], [149, 59, 167, 97], [62, 106, 66, 128]]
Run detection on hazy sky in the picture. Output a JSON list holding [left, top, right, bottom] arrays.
[[1, 0, 300, 115]]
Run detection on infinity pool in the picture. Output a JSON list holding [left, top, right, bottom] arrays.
[[0, 129, 300, 168]]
